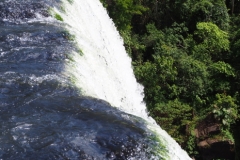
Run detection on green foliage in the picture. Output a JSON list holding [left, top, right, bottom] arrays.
[[76, 47, 83, 56], [212, 94, 238, 128], [48, 8, 63, 21], [188, 0, 229, 30], [229, 16, 240, 74], [67, 0, 73, 4], [177, 57, 209, 104], [134, 54, 178, 108], [129, 0, 229, 33], [150, 99, 192, 144], [61, 30, 83, 56], [220, 128, 234, 141], [101, 0, 147, 31], [137, 23, 212, 109], [194, 22, 229, 54], [208, 61, 235, 92], [186, 135, 198, 156], [120, 30, 145, 59], [232, 30, 240, 56], [134, 21, 236, 156], [101, 0, 240, 157], [209, 61, 235, 77], [54, 13, 63, 21]]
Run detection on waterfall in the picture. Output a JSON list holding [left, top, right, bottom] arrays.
[[58, 0, 148, 119], [0, 0, 191, 159]]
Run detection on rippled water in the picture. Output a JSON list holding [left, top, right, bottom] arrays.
[[0, 0, 191, 159]]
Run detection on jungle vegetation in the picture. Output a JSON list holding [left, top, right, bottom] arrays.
[[100, 0, 240, 159]]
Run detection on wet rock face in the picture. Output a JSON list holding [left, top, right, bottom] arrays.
[[195, 114, 235, 160], [195, 114, 221, 139], [0, 1, 49, 22], [233, 121, 240, 160], [198, 140, 234, 160]]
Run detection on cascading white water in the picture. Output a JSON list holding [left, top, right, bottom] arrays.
[[56, 1, 147, 118], [51, 0, 192, 159]]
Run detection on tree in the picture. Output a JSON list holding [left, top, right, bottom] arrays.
[[100, 0, 240, 157], [212, 93, 238, 129], [151, 99, 192, 144], [100, 0, 147, 31], [194, 22, 229, 56]]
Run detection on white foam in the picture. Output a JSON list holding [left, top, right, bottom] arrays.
[[52, 0, 192, 159]]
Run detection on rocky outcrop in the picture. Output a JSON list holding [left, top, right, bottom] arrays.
[[198, 138, 234, 160], [233, 121, 240, 160], [194, 114, 235, 160]]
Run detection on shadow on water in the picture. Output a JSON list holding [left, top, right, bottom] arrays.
[[0, 1, 161, 159]]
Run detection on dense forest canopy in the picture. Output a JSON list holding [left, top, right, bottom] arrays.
[[100, 0, 240, 159]]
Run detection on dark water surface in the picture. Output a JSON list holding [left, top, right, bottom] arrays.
[[0, 1, 158, 159]]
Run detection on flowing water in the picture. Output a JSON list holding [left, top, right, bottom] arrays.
[[0, 0, 191, 159]]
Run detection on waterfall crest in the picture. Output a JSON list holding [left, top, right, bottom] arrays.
[[56, 0, 191, 159], [0, 0, 191, 159], [56, 0, 148, 118]]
